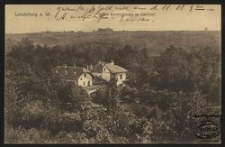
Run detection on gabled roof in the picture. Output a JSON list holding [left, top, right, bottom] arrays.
[[54, 66, 90, 80], [92, 75, 106, 83], [89, 61, 111, 73], [104, 63, 128, 73], [100, 61, 110, 65], [91, 64, 103, 73]]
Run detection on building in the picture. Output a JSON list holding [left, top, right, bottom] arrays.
[[53, 65, 93, 87], [88, 60, 128, 86], [97, 28, 113, 33]]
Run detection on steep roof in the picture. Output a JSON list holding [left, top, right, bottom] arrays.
[[92, 75, 106, 84], [91, 64, 103, 73], [101, 61, 110, 65], [104, 63, 128, 73], [89, 61, 110, 73], [54, 66, 90, 80]]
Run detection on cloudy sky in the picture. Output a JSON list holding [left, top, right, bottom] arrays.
[[5, 4, 221, 33]]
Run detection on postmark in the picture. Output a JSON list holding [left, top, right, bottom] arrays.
[[193, 114, 220, 140]]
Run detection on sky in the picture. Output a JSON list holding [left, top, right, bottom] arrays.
[[5, 4, 221, 34]]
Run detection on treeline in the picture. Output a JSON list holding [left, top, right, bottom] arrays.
[[5, 38, 221, 143]]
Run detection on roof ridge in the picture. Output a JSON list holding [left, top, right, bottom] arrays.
[[104, 63, 128, 73]]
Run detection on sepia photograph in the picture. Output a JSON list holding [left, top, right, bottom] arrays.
[[4, 4, 221, 144]]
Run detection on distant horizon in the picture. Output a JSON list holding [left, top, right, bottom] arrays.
[[5, 29, 221, 35]]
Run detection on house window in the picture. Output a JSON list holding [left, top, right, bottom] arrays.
[[84, 73, 86, 77], [88, 81, 90, 86], [80, 78, 82, 80], [120, 75, 123, 80]]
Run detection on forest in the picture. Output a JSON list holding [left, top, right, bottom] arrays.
[[5, 36, 221, 143]]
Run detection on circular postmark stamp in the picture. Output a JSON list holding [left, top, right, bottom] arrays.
[[194, 119, 220, 139], [193, 113, 220, 140]]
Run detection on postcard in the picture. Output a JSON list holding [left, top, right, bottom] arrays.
[[5, 4, 221, 144]]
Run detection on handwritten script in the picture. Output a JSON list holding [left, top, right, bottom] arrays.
[[14, 5, 216, 23]]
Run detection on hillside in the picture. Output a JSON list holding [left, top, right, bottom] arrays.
[[5, 30, 221, 55]]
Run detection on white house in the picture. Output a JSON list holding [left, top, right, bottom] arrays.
[[54, 65, 93, 87], [88, 60, 128, 86]]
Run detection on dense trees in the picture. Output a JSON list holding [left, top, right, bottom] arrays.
[[155, 45, 221, 105], [5, 38, 221, 143]]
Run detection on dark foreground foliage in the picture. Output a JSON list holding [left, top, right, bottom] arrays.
[[5, 38, 221, 143]]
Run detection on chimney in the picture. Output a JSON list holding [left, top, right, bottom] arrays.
[[111, 60, 114, 64], [90, 63, 93, 70]]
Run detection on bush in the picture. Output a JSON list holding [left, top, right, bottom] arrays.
[[151, 90, 207, 142], [5, 125, 51, 144]]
